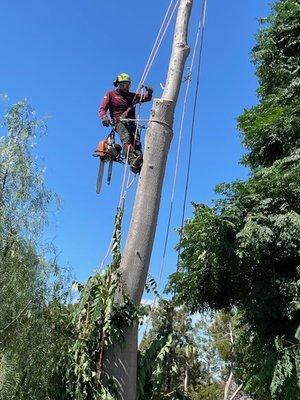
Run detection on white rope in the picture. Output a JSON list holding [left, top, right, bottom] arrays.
[[100, 237, 114, 269], [118, 0, 179, 206], [119, 0, 180, 204], [98, 0, 177, 269], [126, 174, 136, 191], [138, 0, 180, 90], [118, 151, 131, 207], [142, 0, 208, 336], [177, 0, 207, 266]]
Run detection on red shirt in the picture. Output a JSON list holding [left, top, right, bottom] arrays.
[[99, 88, 152, 123]]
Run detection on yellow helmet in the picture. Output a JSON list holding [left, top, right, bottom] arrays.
[[113, 73, 131, 87]]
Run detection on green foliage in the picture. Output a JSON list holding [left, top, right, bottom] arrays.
[[65, 207, 141, 400], [270, 335, 300, 398], [138, 301, 224, 400], [193, 312, 224, 384], [0, 100, 70, 400], [239, 0, 300, 169], [209, 311, 238, 363], [138, 300, 196, 400], [138, 301, 179, 399], [238, 95, 299, 168], [0, 102, 143, 400], [0, 100, 55, 235], [189, 383, 222, 400], [169, 1, 300, 398], [253, 0, 300, 98]]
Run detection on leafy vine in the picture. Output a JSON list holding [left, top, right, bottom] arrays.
[[64, 206, 141, 400]]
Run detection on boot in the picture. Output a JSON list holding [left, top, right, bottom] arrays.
[[124, 144, 143, 173], [130, 154, 143, 174]]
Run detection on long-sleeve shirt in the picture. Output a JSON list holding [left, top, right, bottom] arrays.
[[99, 88, 152, 123]]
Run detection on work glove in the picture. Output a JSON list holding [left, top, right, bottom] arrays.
[[145, 86, 153, 93], [102, 117, 110, 127]]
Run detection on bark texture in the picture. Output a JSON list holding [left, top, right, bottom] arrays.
[[104, 1, 193, 399]]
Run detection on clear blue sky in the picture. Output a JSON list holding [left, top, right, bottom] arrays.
[[0, 0, 271, 291]]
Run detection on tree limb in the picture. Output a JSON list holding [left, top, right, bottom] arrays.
[[229, 383, 243, 400]]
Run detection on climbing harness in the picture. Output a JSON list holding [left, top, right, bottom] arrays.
[[93, 129, 123, 194], [95, 0, 178, 200], [118, 0, 180, 204]]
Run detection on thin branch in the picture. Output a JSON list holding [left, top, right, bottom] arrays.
[[0, 300, 32, 332], [0, 169, 8, 203], [229, 321, 234, 345], [229, 383, 243, 400]]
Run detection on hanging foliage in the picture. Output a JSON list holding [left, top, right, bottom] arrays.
[[0, 100, 72, 400], [138, 300, 202, 400], [64, 207, 142, 400]]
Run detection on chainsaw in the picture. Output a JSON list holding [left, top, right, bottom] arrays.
[[93, 129, 123, 194]]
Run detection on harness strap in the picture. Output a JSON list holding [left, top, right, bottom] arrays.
[[118, 90, 142, 121], [119, 103, 137, 121], [107, 128, 116, 142]]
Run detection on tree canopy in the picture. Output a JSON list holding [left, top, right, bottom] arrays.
[[169, 1, 300, 398], [1, 1, 299, 399], [0, 101, 70, 400]]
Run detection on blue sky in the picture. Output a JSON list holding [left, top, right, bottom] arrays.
[[0, 0, 271, 292]]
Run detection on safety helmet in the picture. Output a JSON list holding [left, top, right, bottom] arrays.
[[113, 73, 131, 87]]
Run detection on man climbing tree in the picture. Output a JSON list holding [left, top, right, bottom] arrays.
[[99, 73, 153, 173]]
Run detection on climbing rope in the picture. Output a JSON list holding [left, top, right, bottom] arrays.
[[118, 0, 180, 206], [157, 0, 208, 292], [99, 0, 179, 269], [141, 0, 208, 337], [177, 0, 207, 269], [137, 0, 180, 90], [121, 0, 180, 204]]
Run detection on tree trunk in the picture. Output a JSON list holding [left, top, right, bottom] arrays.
[[224, 371, 233, 400], [104, 1, 193, 399], [184, 346, 189, 394]]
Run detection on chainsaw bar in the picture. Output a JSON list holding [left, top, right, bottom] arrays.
[[96, 159, 105, 194], [94, 128, 125, 194]]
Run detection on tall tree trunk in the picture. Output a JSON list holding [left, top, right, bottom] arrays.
[[184, 346, 189, 394], [104, 1, 193, 399]]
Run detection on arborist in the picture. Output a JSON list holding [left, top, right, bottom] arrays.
[[99, 73, 153, 173]]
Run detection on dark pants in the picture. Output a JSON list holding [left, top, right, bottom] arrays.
[[115, 121, 143, 163]]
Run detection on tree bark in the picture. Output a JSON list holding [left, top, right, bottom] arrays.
[[224, 371, 233, 400], [184, 346, 189, 394], [104, 1, 193, 399]]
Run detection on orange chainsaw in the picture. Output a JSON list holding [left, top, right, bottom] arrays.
[[93, 129, 123, 194]]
